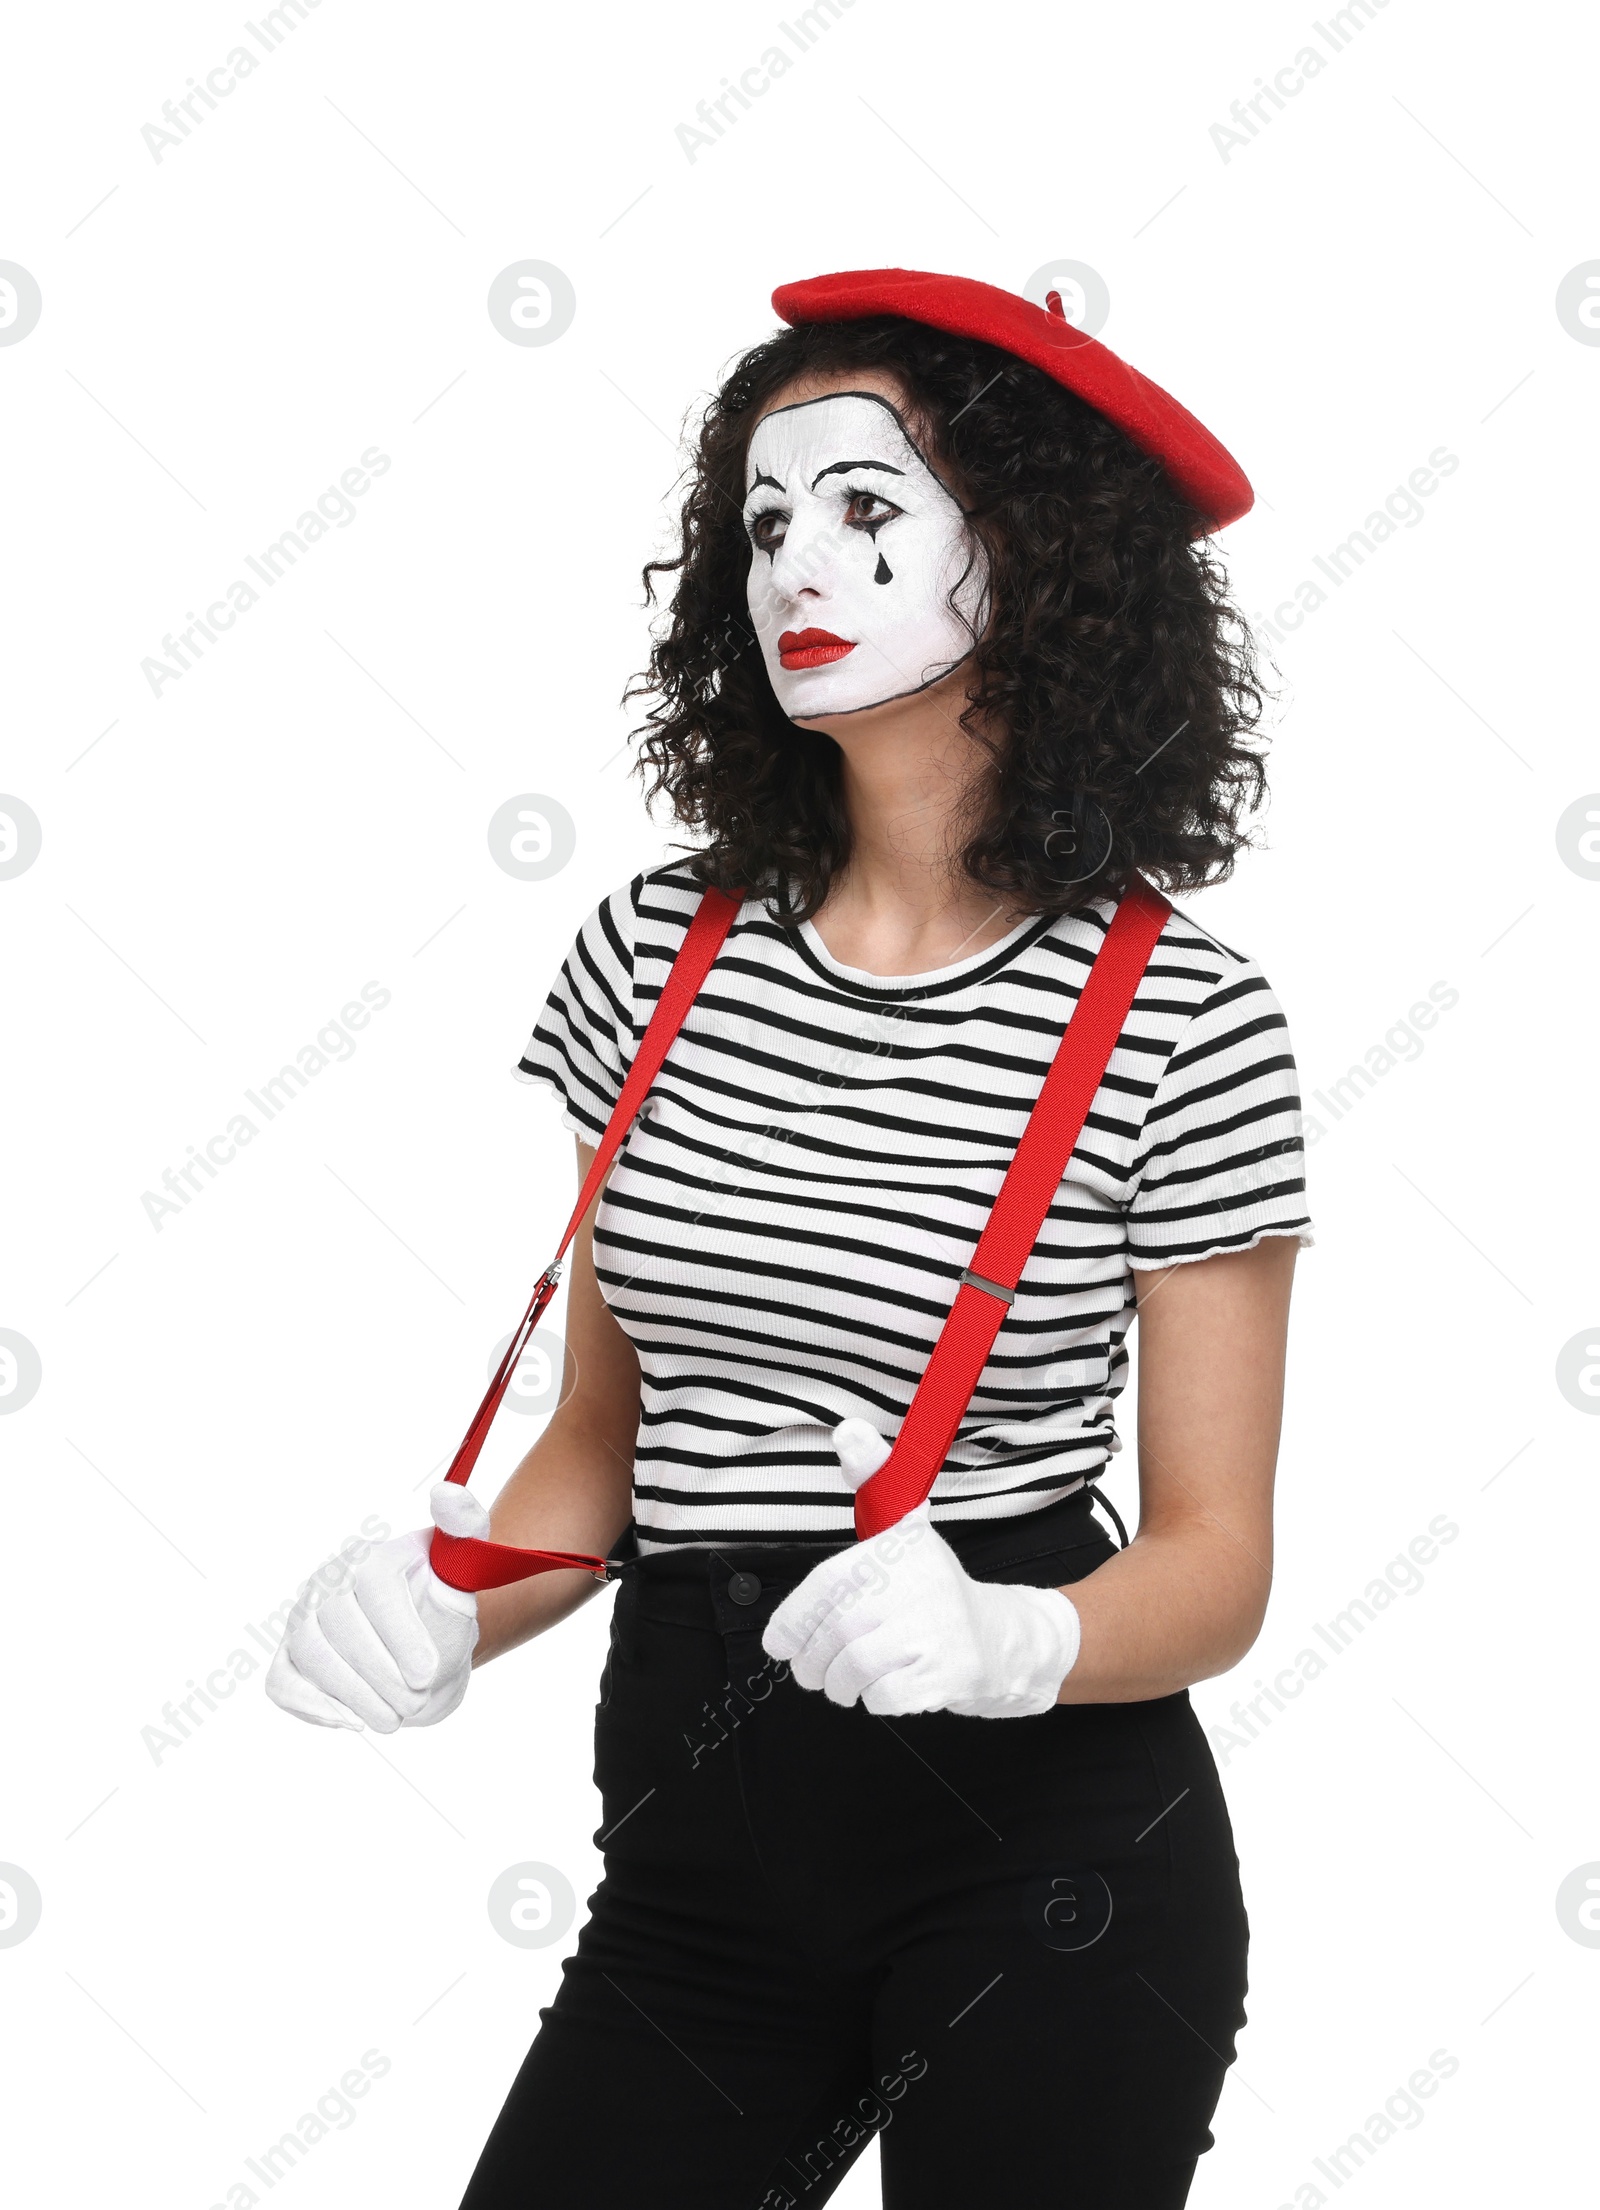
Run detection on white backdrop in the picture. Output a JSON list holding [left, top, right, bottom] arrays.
[[3, 1, 1596, 2203]]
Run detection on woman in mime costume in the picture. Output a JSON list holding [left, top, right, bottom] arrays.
[[269, 268, 1311, 2209]]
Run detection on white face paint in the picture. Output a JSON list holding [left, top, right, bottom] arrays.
[[743, 390, 989, 721]]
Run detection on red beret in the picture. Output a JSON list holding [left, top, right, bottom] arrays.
[[772, 267, 1252, 533]]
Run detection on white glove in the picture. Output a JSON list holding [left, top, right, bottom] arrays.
[[265, 1485, 488, 1733], [762, 1421, 1082, 1718]]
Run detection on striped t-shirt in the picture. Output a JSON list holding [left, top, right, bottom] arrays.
[[515, 866, 1311, 1549]]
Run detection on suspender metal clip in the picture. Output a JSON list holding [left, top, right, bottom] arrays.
[[960, 1267, 1016, 1307]]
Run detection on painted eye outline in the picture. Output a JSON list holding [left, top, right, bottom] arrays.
[[839, 485, 904, 538], [744, 483, 907, 559], [745, 504, 789, 557]]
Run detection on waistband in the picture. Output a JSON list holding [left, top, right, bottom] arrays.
[[604, 1485, 1119, 1608]]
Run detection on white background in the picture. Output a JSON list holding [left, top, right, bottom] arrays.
[[2, 1, 1596, 2203]]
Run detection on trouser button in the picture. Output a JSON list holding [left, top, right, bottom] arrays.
[[727, 1570, 762, 1606]]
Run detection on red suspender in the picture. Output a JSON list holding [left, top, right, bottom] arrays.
[[852, 874, 1171, 1537], [428, 886, 745, 1593], [430, 875, 1171, 1592]]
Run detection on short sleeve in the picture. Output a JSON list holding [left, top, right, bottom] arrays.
[[512, 881, 641, 1140], [1126, 959, 1314, 1268]]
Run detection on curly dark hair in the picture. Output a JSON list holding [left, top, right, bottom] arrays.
[[627, 314, 1268, 920]]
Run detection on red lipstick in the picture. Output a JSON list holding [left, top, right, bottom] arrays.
[[778, 627, 856, 670]]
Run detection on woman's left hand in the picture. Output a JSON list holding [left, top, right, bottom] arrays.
[[762, 1421, 1081, 1718]]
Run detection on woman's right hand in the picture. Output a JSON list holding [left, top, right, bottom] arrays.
[[265, 1484, 490, 1732]]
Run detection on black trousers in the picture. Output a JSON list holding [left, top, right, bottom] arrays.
[[459, 1496, 1249, 2209]]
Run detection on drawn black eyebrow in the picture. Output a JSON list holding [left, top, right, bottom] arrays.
[[749, 390, 937, 474], [745, 472, 785, 498], [810, 459, 906, 487]]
